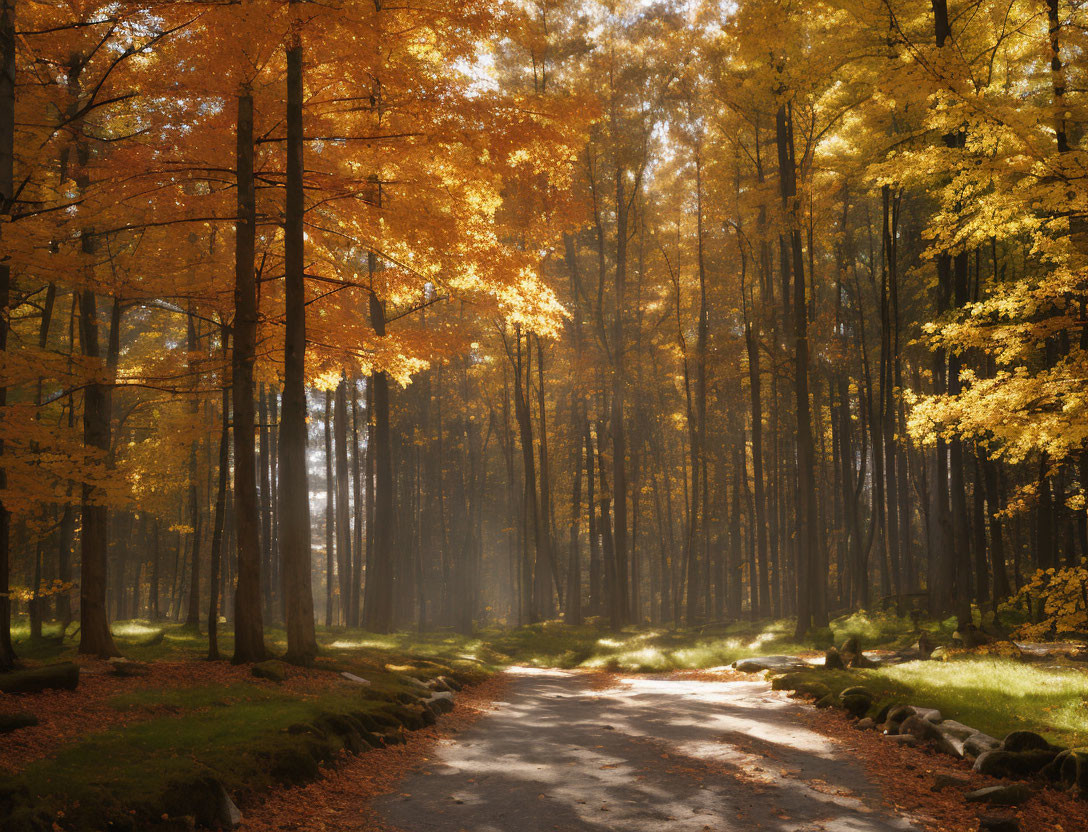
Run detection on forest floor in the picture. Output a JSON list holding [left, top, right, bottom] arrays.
[[4, 614, 1088, 830]]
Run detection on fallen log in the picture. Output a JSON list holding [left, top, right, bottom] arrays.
[[0, 662, 80, 694]]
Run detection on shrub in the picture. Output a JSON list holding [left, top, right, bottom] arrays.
[[1012, 562, 1088, 640]]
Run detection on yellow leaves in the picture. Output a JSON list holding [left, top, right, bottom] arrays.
[[906, 347, 1088, 465], [5, 580, 75, 603], [1013, 564, 1088, 641]]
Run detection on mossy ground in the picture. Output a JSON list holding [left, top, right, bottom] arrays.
[[2, 621, 495, 829]]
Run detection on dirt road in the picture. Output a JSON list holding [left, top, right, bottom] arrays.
[[375, 667, 921, 832]]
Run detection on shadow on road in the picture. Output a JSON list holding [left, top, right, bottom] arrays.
[[376, 667, 921, 832]]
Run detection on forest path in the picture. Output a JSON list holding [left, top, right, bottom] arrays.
[[375, 667, 922, 832]]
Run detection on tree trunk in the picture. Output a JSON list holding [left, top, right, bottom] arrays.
[[776, 102, 823, 637], [350, 380, 363, 626], [184, 313, 203, 630], [78, 290, 120, 658], [565, 403, 584, 625], [280, 31, 317, 663], [586, 424, 601, 617], [535, 337, 557, 618], [207, 329, 230, 662], [232, 89, 266, 664], [928, 0, 960, 618], [335, 378, 352, 626], [745, 316, 770, 617], [0, 0, 14, 672], [364, 292, 395, 633], [611, 168, 630, 629], [258, 384, 273, 618], [324, 390, 335, 627]]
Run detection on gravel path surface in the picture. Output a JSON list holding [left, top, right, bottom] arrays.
[[376, 667, 922, 832]]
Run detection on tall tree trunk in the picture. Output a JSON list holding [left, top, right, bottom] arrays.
[[565, 403, 584, 625], [0, 0, 14, 671], [597, 418, 616, 620], [258, 384, 273, 618], [78, 290, 120, 657], [776, 102, 823, 637], [335, 378, 352, 626], [511, 330, 546, 621], [149, 517, 160, 621], [611, 168, 630, 628], [535, 337, 556, 618], [184, 313, 203, 630], [324, 390, 335, 627], [364, 292, 395, 633], [208, 329, 230, 662], [350, 380, 363, 626], [232, 89, 265, 664], [948, 251, 973, 624], [745, 315, 769, 617], [972, 453, 990, 605], [928, 0, 960, 617], [881, 186, 903, 609], [280, 29, 317, 663], [694, 152, 709, 623], [586, 424, 601, 617], [984, 453, 1011, 599]]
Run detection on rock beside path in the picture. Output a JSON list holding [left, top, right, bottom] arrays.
[[733, 655, 808, 673], [425, 691, 455, 715], [974, 748, 1059, 778], [978, 815, 1019, 832], [964, 784, 1032, 806]]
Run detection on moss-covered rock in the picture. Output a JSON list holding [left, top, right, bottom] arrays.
[[770, 672, 812, 692], [349, 711, 382, 733], [840, 694, 872, 718], [1002, 730, 1061, 753], [873, 701, 902, 725], [974, 749, 1060, 778], [251, 660, 288, 682], [268, 745, 321, 785], [1058, 748, 1088, 796]]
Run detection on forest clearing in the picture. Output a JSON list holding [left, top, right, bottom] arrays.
[[5, 0, 1088, 829]]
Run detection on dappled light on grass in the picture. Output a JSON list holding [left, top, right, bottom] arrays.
[[463, 612, 954, 673], [870, 657, 1088, 746], [110, 621, 164, 638], [328, 639, 398, 650]]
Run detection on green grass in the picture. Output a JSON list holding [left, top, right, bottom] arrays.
[[772, 656, 1088, 750], [869, 657, 1088, 747]]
